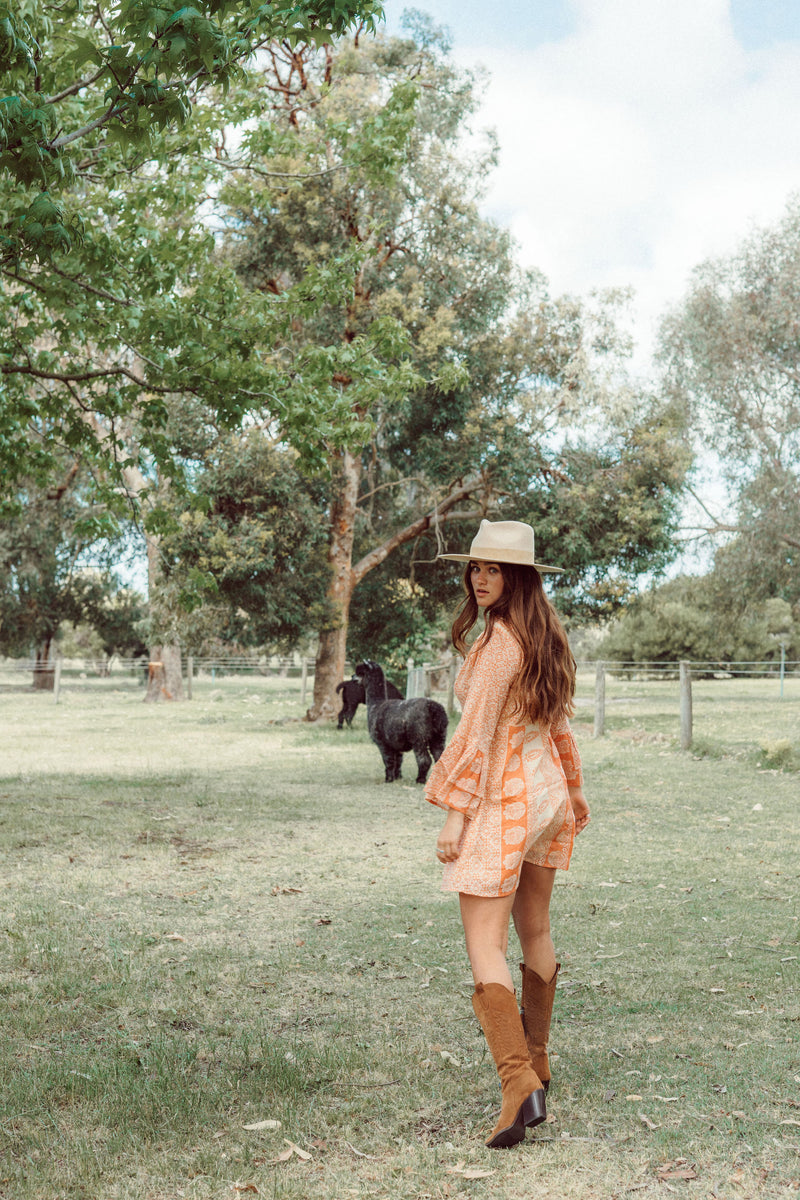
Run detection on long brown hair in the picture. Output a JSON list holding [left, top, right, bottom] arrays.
[[451, 561, 576, 725]]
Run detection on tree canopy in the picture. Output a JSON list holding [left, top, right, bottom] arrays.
[[1, 11, 695, 700], [1, 0, 384, 262], [660, 197, 800, 608]]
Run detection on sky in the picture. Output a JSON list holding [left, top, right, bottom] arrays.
[[382, 0, 800, 375]]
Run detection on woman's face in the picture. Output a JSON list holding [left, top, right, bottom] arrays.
[[469, 560, 505, 609]]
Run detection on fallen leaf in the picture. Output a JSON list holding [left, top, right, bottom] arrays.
[[268, 1148, 294, 1165], [626, 1094, 643, 1102], [283, 1139, 312, 1161], [445, 1164, 494, 1178], [233, 1185, 259, 1194], [271, 886, 303, 895], [242, 1119, 281, 1131], [439, 1050, 461, 1066], [345, 1142, 377, 1160], [164, 933, 185, 942], [780, 1119, 800, 1127], [657, 1160, 698, 1182], [639, 1112, 660, 1130], [315, 917, 332, 925]]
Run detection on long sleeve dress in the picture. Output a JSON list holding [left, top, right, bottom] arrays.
[[424, 621, 583, 898]]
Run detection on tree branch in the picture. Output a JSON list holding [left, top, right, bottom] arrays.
[[352, 477, 486, 584], [1, 362, 152, 389], [46, 67, 107, 105]]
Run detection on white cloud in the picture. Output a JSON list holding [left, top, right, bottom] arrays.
[[448, 0, 800, 370]]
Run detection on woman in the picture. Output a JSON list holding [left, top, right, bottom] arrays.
[[425, 519, 590, 1149]]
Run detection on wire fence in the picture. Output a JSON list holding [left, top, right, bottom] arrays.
[[585, 659, 800, 679], [2, 653, 797, 754]]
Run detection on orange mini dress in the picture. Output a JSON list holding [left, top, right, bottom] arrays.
[[425, 621, 582, 898]]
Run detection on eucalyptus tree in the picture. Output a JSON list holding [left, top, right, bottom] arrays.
[[659, 197, 800, 607], [217, 21, 688, 717]]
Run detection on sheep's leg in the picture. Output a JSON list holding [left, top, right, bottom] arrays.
[[413, 745, 432, 784], [384, 748, 403, 782]]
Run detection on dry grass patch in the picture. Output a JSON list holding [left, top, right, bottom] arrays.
[[1, 678, 799, 1198]]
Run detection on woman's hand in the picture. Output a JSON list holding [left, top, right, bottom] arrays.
[[436, 809, 466, 862], [568, 786, 590, 834]]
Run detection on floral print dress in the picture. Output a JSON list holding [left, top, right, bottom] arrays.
[[425, 621, 583, 898]]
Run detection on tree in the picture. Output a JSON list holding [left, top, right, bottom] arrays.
[[0, 0, 384, 263], [1, 0, 394, 513], [599, 574, 797, 667], [218, 24, 689, 719], [0, 458, 130, 685], [2, 20, 412, 698], [659, 197, 800, 606], [158, 431, 333, 650]]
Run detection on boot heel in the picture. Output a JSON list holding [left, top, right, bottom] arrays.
[[522, 1087, 547, 1128]]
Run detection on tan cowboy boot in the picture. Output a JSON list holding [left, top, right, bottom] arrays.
[[471, 982, 546, 1148], [519, 962, 559, 1093]]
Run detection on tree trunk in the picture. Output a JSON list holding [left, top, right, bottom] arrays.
[[306, 469, 484, 721], [306, 447, 360, 721], [145, 643, 184, 702], [32, 638, 54, 690], [143, 529, 184, 703]]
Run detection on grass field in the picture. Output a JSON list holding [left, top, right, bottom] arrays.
[[1, 670, 798, 1199]]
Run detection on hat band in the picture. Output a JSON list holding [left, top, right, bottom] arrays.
[[469, 544, 536, 565]]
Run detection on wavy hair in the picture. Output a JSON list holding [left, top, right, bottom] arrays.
[[451, 561, 575, 726]]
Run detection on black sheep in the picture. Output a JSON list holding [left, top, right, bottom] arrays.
[[355, 660, 448, 784], [335, 674, 402, 729]]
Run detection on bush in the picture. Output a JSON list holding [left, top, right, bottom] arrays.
[[756, 738, 798, 771]]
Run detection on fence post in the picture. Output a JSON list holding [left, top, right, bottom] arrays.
[[593, 661, 605, 737], [680, 660, 692, 750], [780, 641, 786, 700], [301, 657, 309, 705], [53, 656, 63, 704], [186, 654, 193, 700], [406, 658, 415, 699]]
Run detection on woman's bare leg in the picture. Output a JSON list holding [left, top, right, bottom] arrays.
[[459, 892, 517, 989], [511, 863, 557, 979]]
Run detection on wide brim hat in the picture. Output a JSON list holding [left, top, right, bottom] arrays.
[[437, 519, 564, 574]]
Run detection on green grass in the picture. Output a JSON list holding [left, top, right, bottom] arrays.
[[0, 673, 799, 1198]]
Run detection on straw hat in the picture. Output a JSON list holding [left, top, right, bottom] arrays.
[[437, 519, 564, 574]]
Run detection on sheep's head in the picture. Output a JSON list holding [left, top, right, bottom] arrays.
[[354, 660, 382, 685]]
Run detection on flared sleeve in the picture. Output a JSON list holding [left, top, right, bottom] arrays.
[[425, 627, 522, 819], [551, 715, 583, 787]]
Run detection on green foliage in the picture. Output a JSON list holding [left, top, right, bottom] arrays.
[[0, 462, 135, 659], [600, 573, 798, 665], [347, 569, 446, 670], [660, 196, 800, 608], [0, 0, 385, 262], [522, 409, 692, 619], [158, 431, 333, 650], [755, 737, 799, 771]]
